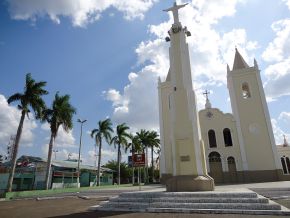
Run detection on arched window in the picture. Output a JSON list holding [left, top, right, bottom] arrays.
[[242, 82, 251, 99], [281, 157, 288, 174], [223, 128, 233, 147], [208, 152, 221, 162], [208, 130, 217, 148], [286, 157, 290, 174]]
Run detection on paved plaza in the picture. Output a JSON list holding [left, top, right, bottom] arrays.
[[0, 182, 290, 217]]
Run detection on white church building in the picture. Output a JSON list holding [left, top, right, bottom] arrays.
[[158, 3, 290, 185], [198, 49, 290, 183]]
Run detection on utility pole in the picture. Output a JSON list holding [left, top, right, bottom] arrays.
[[77, 119, 87, 188]]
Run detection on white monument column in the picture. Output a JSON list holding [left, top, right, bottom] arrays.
[[162, 2, 214, 191]]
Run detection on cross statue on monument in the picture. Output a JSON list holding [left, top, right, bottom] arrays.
[[163, 2, 188, 24], [203, 90, 210, 100]]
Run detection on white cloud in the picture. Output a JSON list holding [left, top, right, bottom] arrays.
[[103, 89, 123, 107], [55, 127, 76, 148], [264, 59, 290, 98], [0, 94, 37, 149], [262, 19, 290, 98], [6, 0, 158, 27], [102, 149, 116, 159], [88, 147, 117, 166], [41, 144, 78, 161], [283, 0, 290, 10], [87, 150, 97, 165], [104, 0, 257, 131], [41, 123, 50, 131], [271, 118, 290, 145], [41, 125, 76, 148], [279, 111, 290, 122], [104, 67, 161, 131], [41, 122, 76, 148], [262, 19, 290, 62]]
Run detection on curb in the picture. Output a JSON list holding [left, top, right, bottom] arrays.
[[36, 196, 66, 201]]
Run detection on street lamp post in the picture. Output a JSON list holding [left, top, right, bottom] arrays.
[[53, 149, 58, 160], [77, 119, 87, 188]]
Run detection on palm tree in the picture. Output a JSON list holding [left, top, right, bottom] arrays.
[[128, 134, 142, 155], [7, 73, 48, 192], [147, 131, 160, 182], [91, 118, 113, 186], [110, 123, 130, 185], [43, 92, 76, 190], [136, 129, 150, 183], [0, 155, 4, 164], [128, 134, 142, 184]]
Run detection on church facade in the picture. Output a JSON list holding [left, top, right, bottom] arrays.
[[158, 2, 290, 185], [198, 49, 290, 183], [159, 47, 290, 184]]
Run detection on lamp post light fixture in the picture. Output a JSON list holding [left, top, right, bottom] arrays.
[[77, 119, 87, 188], [53, 149, 58, 160]]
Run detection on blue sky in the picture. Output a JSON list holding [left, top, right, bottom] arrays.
[[0, 0, 290, 166]]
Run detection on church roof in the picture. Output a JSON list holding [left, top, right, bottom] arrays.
[[232, 48, 249, 70]]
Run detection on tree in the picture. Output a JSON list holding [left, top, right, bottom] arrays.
[[136, 130, 160, 183], [110, 123, 130, 185], [103, 160, 132, 183], [147, 131, 160, 182], [128, 134, 142, 154], [128, 134, 142, 184], [136, 129, 150, 183], [0, 154, 3, 164], [91, 118, 113, 186], [43, 92, 76, 190], [7, 73, 48, 192]]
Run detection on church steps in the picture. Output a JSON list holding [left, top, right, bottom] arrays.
[[92, 191, 290, 215], [110, 197, 269, 204], [119, 191, 258, 198], [100, 202, 280, 211], [146, 208, 290, 215]]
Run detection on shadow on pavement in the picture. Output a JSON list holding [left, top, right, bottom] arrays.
[[49, 211, 132, 218]]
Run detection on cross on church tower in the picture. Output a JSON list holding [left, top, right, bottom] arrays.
[[203, 90, 210, 100], [163, 2, 188, 24], [203, 90, 212, 109]]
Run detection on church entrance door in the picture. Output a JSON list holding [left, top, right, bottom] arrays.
[[208, 152, 223, 183], [227, 156, 238, 183]]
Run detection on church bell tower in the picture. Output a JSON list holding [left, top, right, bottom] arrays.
[[227, 48, 282, 182]]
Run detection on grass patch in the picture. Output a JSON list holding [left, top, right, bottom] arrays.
[[5, 184, 133, 200]]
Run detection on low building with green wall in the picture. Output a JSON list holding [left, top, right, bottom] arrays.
[[50, 159, 114, 188], [0, 156, 114, 192]]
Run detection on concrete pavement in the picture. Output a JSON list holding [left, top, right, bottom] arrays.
[[1, 181, 290, 217]]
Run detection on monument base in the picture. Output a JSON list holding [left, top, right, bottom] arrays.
[[166, 175, 214, 192]]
